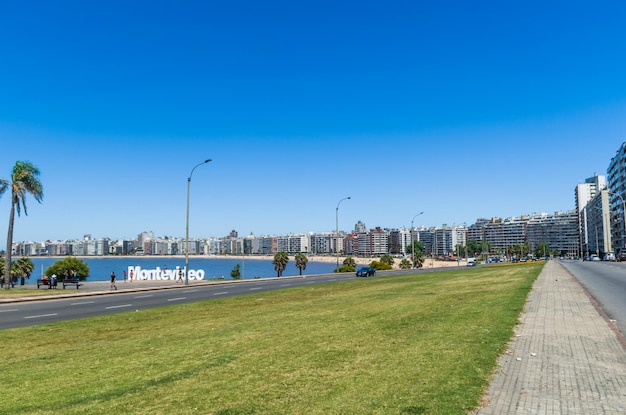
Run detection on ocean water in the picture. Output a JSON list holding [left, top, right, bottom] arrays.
[[24, 256, 336, 283]]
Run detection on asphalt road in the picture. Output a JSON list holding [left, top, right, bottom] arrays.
[[559, 259, 626, 336], [1, 271, 407, 330]]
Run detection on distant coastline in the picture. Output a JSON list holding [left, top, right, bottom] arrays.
[[18, 254, 466, 270]]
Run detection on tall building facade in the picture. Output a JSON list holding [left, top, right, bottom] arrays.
[[582, 190, 612, 257], [575, 174, 607, 257], [470, 217, 527, 253], [527, 211, 580, 257], [607, 142, 626, 255], [468, 212, 579, 257]]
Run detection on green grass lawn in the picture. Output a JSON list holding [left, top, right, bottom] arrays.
[[1, 263, 542, 415]]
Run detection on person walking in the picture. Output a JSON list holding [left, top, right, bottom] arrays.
[[110, 271, 117, 291], [177, 269, 183, 283]]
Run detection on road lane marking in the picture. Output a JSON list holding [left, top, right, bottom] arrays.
[[105, 304, 132, 309], [213, 292, 228, 296], [24, 313, 58, 319], [134, 294, 153, 299], [249, 287, 262, 291], [70, 301, 95, 305], [280, 284, 291, 287], [0, 309, 19, 313], [167, 297, 186, 302], [182, 289, 199, 293]]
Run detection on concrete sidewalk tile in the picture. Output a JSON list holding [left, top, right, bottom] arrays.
[[475, 261, 626, 414]]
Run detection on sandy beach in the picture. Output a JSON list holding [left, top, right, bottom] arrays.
[[207, 254, 467, 270]]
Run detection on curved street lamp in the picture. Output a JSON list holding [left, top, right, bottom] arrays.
[[411, 212, 424, 268], [185, 159, 212, 285], [336, 196, 351, 270]]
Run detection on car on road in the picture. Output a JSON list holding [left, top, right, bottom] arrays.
[[356, 266, 376, 277], [604, 253, 616, 261]]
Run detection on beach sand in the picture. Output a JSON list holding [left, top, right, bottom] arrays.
[[208, 254, 467, 270]]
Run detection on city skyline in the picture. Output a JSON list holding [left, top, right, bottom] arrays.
[[13, 210, 579, 258], [1, 2, 625, 249], [7, 208, 572, 245]]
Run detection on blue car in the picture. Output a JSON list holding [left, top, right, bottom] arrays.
[[356, 266, 376, 277]]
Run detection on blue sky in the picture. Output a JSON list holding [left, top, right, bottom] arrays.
[[1, 1, 625, 247]]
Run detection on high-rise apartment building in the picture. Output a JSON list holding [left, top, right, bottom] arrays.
[[575, 174, 607, 257], [607, 142, 626, 255], [527, 211, 580, 257]]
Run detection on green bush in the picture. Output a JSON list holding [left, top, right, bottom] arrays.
[[45, 257, 90, 281], [335, 265, 356, 273], [369, 260, 392, 271]]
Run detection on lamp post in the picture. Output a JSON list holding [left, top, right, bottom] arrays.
[[185, 159, 211, 286], [336, 196, 351, 271], [410, 212, 424, 268]]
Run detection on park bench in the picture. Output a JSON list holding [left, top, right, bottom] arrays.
[[37, 279, 51, 289], [62, 279, 82, 289], [37, 278, 59, 289]]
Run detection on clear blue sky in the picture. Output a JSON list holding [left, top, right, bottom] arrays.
[[1, 1, 625, 247]]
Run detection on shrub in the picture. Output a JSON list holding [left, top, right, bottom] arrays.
[[369, 260, 392, 271]]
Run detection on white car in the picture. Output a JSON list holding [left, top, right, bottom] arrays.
[[590, 255, 600, 261]]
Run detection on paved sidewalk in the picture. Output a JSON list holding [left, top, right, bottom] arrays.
[[476, 260, 626, 414]]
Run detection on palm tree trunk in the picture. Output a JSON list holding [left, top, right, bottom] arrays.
[[4, 204, 15, 289]]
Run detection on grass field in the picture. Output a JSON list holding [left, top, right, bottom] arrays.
[[1, 263, 542, 414]]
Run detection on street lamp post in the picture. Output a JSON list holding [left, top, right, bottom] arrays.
[[336, 197, 351, 271], [185, 159, 212, 286], [411, 212, 424, 268]]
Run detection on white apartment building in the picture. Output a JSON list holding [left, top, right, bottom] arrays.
[[432, 225, 467, 257], [356, 227, 389, 256], [583, 190, 612, 257], [276, 234, 310, 253], [575, 174, 607, 256]]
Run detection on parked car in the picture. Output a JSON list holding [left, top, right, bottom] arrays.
[[590, 255, 600, 261], [356, 266, 376, 277]]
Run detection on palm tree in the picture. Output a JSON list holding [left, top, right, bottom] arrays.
[[272, 251, 289, 277], [399, 258, 412, 269], [15, 257, 35, 285], [4, 161, 43, 290], [412, 252, 425, 269], [294, 252, 308, 276]]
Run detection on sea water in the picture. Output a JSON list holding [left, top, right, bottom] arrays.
[[24, 256, 336, 283]]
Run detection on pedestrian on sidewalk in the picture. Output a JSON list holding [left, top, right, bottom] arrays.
[[110, 272, 117, 290]]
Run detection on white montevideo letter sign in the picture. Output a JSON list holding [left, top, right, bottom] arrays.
[[127, 265, 205, 281]]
